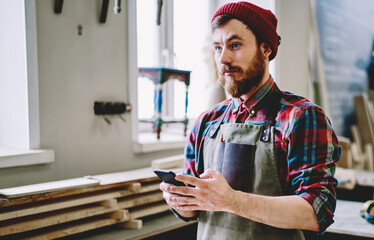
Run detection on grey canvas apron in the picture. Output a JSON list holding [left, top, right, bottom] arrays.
[[196, 90, 304, 240]]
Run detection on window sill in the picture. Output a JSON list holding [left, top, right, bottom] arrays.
[[0, 146, 55, 169], [134, 132, 187, 153]]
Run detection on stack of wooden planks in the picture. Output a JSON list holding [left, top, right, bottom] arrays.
[[0, 164, 183, 239]]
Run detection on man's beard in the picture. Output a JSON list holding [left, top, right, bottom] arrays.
[[218, 47, 266, 98]]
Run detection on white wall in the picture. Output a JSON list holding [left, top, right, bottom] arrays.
[[0, 0, 182, 188], [276, 0, 311, 99]]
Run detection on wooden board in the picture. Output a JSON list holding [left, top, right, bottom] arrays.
[[354, 94, 374, 145], [0, 201, 120, 236], [121, 219, 143, 229], [309, 0, 330, 117], [86, 167, 159, 185], [353, 94, 374, 171], [0, 183, 139, 221], [337, 136, 352, 169], [23, 213, 127, 240], [129, 202, 170, 219], [0, 181, 152, 208], [0, 177, 99, 199], [118, 191, 164, 209], [0, 169, 162, 208], [351, 124, 363, 156], [151, 154, 184, 170], [138, 182, 161, 193]]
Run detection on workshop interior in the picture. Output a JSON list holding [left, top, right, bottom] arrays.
[[1, 0, 374, 239]]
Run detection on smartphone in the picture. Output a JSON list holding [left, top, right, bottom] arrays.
[[154, 169, 186, 186]]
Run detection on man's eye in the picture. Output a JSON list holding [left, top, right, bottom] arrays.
[[232, 43, 240, 49], [215, 46, 222, 52]]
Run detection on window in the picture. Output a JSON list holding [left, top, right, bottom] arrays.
[[0, 0, 54, 167], [130, 0, 276, 152], [135, 0, 212, 150]]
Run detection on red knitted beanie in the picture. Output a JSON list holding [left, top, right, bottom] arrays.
[[212, 1, 281, 60]]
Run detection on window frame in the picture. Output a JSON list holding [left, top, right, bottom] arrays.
[[130, 0, 187, 153], [0, 0, 54, 168]]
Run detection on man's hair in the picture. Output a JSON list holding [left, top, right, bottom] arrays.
[[211, 14, 263, 47]]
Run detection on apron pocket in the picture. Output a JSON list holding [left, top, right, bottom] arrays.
[[221, 142, 256, 192]]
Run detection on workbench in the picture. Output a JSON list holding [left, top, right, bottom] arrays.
[[326, 200, 374, 239]]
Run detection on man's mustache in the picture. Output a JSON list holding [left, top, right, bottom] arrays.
[[219, 65, 242, 73]]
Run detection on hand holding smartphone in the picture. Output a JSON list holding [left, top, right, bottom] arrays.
[[154, 169, 186, 186]]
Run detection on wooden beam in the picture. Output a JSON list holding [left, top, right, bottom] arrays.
[[309, 0, 330, 117], [121, 219, 143, 229], [85, 167, 159, 185], [109, 209, 130, 222], [351, 125, 363, 158], [353, 94, 374, 171], [0, 184, 140, 221], [337, 136, 352, 169], [118, 191, 164, 209], [0, 203, 120, 236], [26, 216, 122, 240], [139, 182, 162, 193], [0, 177, 99, 199], [151, 154, 184, 170], [129, 202, 170, 219]]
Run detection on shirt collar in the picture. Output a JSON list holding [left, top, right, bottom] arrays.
[[232, 76, 277, 115]]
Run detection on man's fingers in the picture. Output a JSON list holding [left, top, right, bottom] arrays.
[[175, 204, 201, 211], [175, 173, 203, 187], [160, 181, 198, 197], [199, 169, 219, 179]]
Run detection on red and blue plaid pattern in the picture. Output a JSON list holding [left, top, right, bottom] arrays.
[[183, 76, 341, 233]]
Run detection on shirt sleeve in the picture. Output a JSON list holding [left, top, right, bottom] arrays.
[[286, 106, 341, 234], [182, 119, 200, 177], [182, 109, 213, 177], [172, 116, 203, 221]]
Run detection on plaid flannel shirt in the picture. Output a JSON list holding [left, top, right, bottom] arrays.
[[183, 76, 341, 233]]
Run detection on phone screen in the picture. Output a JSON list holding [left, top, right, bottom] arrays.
[[154, 169, 186, 186]]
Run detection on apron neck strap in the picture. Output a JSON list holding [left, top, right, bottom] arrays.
[[260, 89, 282, 142], [208, 102, 232, 138]]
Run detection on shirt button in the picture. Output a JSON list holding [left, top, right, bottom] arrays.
[[250, 109, 256, 116]]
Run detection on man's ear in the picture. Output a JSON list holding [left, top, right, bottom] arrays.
[[260, 42, 272, 59]]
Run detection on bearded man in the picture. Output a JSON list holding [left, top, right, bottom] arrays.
[[159, 2, 341, 239]]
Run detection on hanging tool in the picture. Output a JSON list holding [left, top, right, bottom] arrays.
[[114, 0, 121, 14], [54, 0, 64, 14], [100, 0, 109, 23], [156, 0, 163, 25]]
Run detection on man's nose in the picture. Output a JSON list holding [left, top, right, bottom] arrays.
[[218, 48, 232, 65]]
